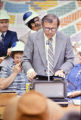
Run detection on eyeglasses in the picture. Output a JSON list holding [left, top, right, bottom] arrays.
[[44, 27, 57, 32]]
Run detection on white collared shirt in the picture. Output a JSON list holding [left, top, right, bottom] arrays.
[[0, 32, 6, 41]]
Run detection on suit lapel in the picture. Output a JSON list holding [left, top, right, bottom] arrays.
[[36, 30, 47, 67], [4, 30, 10, 46], [54, 32, 62, 68]]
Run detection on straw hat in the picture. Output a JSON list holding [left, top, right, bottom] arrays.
[[23, 10, 38, 24], [0, 9, 10, 20], [3, 90, 64, 120]]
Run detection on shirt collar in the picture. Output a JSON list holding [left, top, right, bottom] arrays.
[[44, 33, 56, 41], [0, 32, 7, 37], [31, 30, 36, 33]]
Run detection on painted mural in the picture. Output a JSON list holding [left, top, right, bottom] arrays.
[[0, 0, 81, 42]]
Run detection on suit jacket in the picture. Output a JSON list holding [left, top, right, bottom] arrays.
[[19, 30, 37, 44], [22, 29, 74, 75], [19, 31, 31, 44], [0, 30, 18, 57]]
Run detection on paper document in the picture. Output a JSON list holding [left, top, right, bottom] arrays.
[[72, 99, 81, 105]]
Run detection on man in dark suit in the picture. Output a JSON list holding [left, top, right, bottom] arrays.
[[22, 14, 74, 81], [0, 9, 18, 63]]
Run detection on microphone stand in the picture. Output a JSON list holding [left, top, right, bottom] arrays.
[[47, 41, 50, 81]]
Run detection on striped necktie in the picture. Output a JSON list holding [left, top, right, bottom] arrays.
[[47, 38, 54, 76]]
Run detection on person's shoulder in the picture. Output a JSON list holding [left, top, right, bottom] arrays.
[[29, 29, 43, 39], [56, 31, 70, 38], [30, 29, 43, 36], [0, 57, 13, 67], [7, 30, 17, 34]]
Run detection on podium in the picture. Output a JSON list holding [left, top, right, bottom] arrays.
[[32, 75, 68, 107]]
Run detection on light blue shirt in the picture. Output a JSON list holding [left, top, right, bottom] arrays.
[[66, 63, 81, 99]]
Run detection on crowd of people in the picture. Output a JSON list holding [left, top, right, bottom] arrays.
[[0, 9, 81, 120]]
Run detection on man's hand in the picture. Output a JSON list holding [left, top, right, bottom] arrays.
[[27, 69, 37, 81], [0, 57, 5, 63], [55, 69, 65, 78]]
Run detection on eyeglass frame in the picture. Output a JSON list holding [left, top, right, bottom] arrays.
[[44, 27, 57, 32]]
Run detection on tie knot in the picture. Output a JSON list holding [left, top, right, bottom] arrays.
[[49, 38, 53, 41], [48, 38, 53, 44], [1, 33, 4, 39]]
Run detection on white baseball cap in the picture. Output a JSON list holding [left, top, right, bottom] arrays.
[[23, 10, 38, 24], [11, 41, 25, 52], [0, 9, 10, 20]]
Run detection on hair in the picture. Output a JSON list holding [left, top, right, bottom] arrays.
[[11, 51, 23, 58], [42, 14, 60, 28], [60, 111, 81, 120], [27, 18, 34, 29]]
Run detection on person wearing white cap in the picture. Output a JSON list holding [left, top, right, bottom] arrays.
[[0, 41, 28, 95], [0, 9, 18, 63], [19, 10, 42, 44], [23, 10, 42, 31], [66, 46, 81, 99]]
